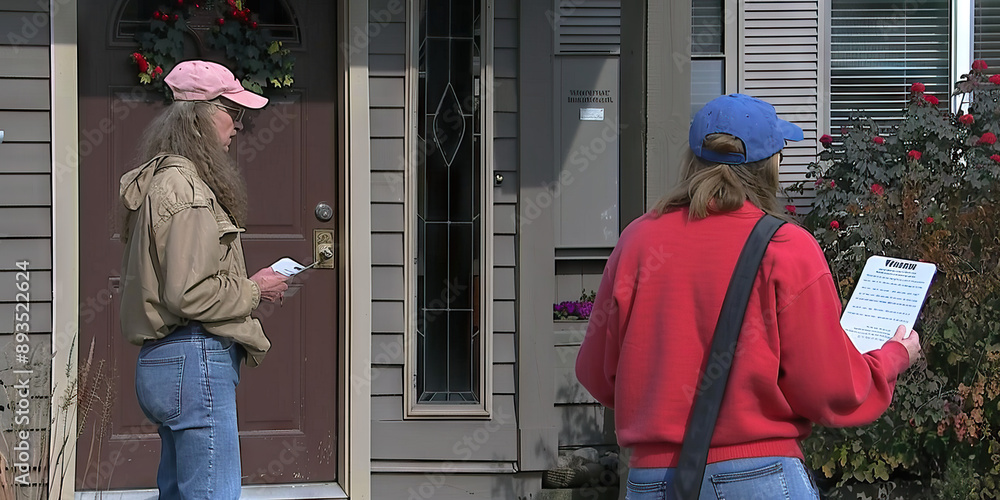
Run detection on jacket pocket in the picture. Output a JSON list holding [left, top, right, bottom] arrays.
[[216, 217, 245, 270]]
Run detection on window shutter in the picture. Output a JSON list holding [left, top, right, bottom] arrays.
[[740, 0, 823, 209], [554, 0, 621, 55], [975, 0, 1000, 72], [830, 0, 950, 133]]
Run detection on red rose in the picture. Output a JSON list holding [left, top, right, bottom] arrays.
[[871, 183, 885, 196], [819, 134, 833, 146], [908, 150, 922, 161], [978, 132, 997, 145], [910, 82, 925, 93], [216, 17, 225, 25], [959, 114, 975, 125], [873, 136, 884, 144], [973, 59, 989, 71], [922, 94, 939, 105], [991, 154, 1000, 163], [925, 216, 934, 224], [251, 21, 258, 29], [133, 53, 149, 73], [830, 220, 840, 230], [784, 204, 796, 215], [153, 11, 162, 19], [154, 66, 163, 75], [991, 74, 1000, 85], [172, 14, 179, 21]]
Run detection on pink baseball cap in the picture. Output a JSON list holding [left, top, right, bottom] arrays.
[[164, 60, 268, 109]]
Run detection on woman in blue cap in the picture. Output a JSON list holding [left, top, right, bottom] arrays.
[[576, 94, 922, 499]]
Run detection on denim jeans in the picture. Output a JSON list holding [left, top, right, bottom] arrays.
[[626, 456, 820, 500], [135, 322, 245, 500]]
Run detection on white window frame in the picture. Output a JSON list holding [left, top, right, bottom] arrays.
[[690, 0, 739, 113], [403, 0, 495, 419]]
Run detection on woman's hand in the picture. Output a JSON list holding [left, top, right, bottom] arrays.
[[887, 324, 922, 367], [249, 267, 289, 304]]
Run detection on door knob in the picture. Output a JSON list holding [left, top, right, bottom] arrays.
[[315, 202, 334, 222]]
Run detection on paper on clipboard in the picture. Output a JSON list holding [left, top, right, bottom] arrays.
[[841, 256, 936, 353]]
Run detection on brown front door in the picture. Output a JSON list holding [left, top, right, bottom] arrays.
[[77, 0, 338, 489]]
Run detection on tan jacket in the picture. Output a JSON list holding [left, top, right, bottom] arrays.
[[119, 154, 270, 366]]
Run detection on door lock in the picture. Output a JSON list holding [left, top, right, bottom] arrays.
[[314, 229, 335, 269]]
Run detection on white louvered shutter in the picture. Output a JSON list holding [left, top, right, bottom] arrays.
[[554, 0, 621, 55], [975, 0, 1000, 72], [740, 0, 824, 210]]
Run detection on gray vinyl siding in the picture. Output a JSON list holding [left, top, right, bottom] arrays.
[[0, 2, 53, 493], [367, 0, 522, 476]]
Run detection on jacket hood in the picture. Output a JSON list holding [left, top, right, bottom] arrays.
[[120, 154, 191, 211]]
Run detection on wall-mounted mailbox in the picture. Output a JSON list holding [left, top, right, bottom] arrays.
[[555, 56, 620, 250]]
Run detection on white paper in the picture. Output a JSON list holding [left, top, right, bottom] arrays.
[[579, 108, 604, 121], [841, 256, 936, 353], [271, 257, 308, 277]]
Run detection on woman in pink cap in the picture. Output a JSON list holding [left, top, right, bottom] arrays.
[[119, 60, 287, 499]]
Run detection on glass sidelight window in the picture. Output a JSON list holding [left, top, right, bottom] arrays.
[[407, 0, 493, 417]]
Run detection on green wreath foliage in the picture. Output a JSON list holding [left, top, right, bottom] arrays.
[[790, 61, 1000, 498], [131, 0, 294, 98]]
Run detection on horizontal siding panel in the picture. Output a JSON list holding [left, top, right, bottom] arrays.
[[494, 300, 515, 332], [556, 405, 615, 446], [370, 107, 405, 138], [493, 235, 515, 267], [495, 18, 518, 48], [495, 112, 518, 139], [0, 174, 50, 205], [369, 54, 406, 77], [372, 300, 405, 333], [371, 232, 404, 265], [493, 267, 515, 301], [0, 12, 49, 45], [0, 46, 47, 77], [494, 48, 517, 78], [371, 395, 517, 460], [494, 137, 517, 171], [370, 138, 405, 171], [371, 171, 404, 202], [369, 77, 405, 107], [493, 172, 517, 202], [372, 266, 405, 300], [0, 270, 50, 301], [0, 78, 47, 109], [0, 301, 50, 332], [368, 0, 405, 22], [0, 111, 49, 141], [371, 203, 404, 232], [372, 395, 403, 421], [495, 0, 517, 19], [0, 143, 49, 173], [0, 240, 50, 269], [495, 77, 518, 113], [0, 207, 49, 236], [494, 332, 514, 363], [493, 205, 515, 234], [372, 333, 405, 365], [554, 344, 595, 403], [372, 365, 403, 396], [493, 363, 515, 395], [368, 22, 406, 55]]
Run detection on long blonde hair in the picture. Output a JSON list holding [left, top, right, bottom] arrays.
[[652, 133, 787, 220], [131, 100, 248, 225]]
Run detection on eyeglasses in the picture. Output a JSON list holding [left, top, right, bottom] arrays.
[[206, 101, 245, 123]]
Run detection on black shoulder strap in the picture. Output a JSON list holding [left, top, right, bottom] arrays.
[[673, 214, 786, 499]]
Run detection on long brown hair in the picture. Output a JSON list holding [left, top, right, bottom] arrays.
[[127, 100, 248, 227], [651, 133, 788, 221]]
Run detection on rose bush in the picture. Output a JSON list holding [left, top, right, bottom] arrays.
[[791, 61, 1000, 498]]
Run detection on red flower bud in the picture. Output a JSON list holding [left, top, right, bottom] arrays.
[[216, 17, 225, 25], [819, 134, 833, 146], [873, 136, 884, 144], [870, 183, 885, 196], [978, 132, 997, 145], [973, 59, 989, 71], [959, 114, 975, 125], [153, 11, 162, 19], [925, 216, 934, 224], [908, 150, 922, 161], [922, 94, 939, 105], [991, 74, 1000, 85], [784, 204, 796, 215], [173, 14, 179, 21], [830, 220, 840, 230], [910, 82, 925, 93], [251, 21, 258, 29]]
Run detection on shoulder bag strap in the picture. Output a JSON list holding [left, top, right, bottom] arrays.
[[673, 214, 786, 499]]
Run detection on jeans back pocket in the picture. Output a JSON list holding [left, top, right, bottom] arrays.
[[710, 461, 789, 500], [135, 355, 185, 423]]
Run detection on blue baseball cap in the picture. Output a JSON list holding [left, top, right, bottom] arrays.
[[689, 93, 804, 164]]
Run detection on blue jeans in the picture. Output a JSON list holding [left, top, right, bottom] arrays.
[[626, 457, 820, 500], [135, 322, 245, 500]]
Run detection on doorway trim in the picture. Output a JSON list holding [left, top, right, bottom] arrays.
[[49, 0, 372, 498]]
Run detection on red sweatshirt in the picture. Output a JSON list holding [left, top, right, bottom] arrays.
[[575, 202, 911, 468]]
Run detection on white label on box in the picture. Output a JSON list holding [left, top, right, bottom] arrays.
[[579, 108, 604, 121]]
